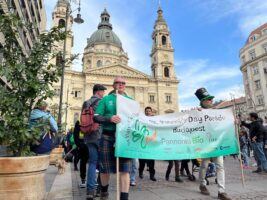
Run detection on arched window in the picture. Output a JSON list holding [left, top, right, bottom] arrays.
[[87, 60, 91, 67], [164, 67, 169, 77], [162, 36, 167, 45], [58, 19, 65, 28], [105, 60, 111, 65], [97, 60, 102, 67]]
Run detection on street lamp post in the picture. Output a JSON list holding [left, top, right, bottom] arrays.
[[57, 0, 84, 134]]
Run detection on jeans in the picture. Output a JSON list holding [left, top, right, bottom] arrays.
[[130, 159, 137, 183], [252, 142, 267, 171], [86, 143, 99, 192], [199, 156, 225, 193], [241, 146, 250, 167]]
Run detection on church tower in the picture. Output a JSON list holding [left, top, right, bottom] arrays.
[[150, 5, 176, 80], [150, 5, 179, 114], [52, 0, 74, 68]]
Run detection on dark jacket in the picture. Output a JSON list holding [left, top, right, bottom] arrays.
[[81, 95, 102, 144], [241, 120, 265, 142]]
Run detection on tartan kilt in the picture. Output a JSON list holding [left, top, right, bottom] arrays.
[[99, 133, 131, 173]]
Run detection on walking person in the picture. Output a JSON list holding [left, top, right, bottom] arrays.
[[165, 160, 183, 182], [180, 160, 195, 181], [240, 112, 267, 174], [138, 106, 157, 182], [82, 84, 107, 200], [94, 77, 132, 200], [73, 121, 89, 188], [195, 88, 231, 200]]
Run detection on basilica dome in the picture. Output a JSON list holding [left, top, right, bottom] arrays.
[[86, 9, 122, 49]]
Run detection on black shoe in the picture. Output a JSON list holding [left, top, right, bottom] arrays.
[[86, 191, 95, 200], [199, 185, 210, 195], [139, 173, 144, 179], [79, 179, 86, 188], [100, 191, 109, 200], [252, 169, 262, 173], [165, 172, 169, 181], [218, 192, 232, 200], [150, 177, 157, 181], [175, 176, 183, 183], [188, 175, 195, 181]]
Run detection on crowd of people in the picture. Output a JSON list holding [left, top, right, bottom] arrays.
[[29, 77, 267, 200]]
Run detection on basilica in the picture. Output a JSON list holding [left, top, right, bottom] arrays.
[[50, 0, 179, 129]]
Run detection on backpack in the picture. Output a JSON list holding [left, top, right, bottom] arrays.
[[80, 98, 100, 134], [29, 116, 55, 154]]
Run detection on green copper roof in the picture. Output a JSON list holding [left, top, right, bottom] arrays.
[[86, 9, 122, 48]]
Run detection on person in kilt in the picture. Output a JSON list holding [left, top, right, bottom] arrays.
[[94, 77, 132, 200]]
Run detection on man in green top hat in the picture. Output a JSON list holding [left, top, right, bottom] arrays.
[[195, 87, 214, 108], [195, 88, 232, 200]]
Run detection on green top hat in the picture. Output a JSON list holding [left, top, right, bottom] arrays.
[[195, 88, 214, 105]]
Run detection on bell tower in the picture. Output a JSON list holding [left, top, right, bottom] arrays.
[[150, 5, 176, 80], [52, 0, 74, 68]]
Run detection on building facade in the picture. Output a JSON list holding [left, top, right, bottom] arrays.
[[240, 23, 267, 117], [49, 1, 180, 129], [0, 0, 46, 86], [215, 97, 248, 117]]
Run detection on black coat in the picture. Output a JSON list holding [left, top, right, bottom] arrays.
[[241, 120, 265, 142]]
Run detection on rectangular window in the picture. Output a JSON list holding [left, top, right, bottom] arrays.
[[250, 35, 256, 41], [255, 80, 261, 90], [252, 65, 259, 75], [263, 44, 267, 53], [74, 90, 81, 98], [149, 95, 155, 103], [166, 95, 171, 103], [256, 95, 264, 105], [262, 29, 267, 35], [249, 50, 256, 60], [54, 88, 60, 97]]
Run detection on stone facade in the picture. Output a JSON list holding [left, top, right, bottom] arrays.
[[240, 23, 267, 117], [49, 2, 179, 129], [0, 0, 46, 87]]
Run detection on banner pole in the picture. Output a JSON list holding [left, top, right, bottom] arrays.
[[231, 97, 245, 188], [116, 90, 120, 200]]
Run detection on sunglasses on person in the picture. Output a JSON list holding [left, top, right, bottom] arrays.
[[114, 81, 126, 85]]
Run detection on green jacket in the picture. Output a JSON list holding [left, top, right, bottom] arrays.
[[95, 93, 131, 131]]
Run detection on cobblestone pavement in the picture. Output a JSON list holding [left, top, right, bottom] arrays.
[[72, 157, 267, 200]]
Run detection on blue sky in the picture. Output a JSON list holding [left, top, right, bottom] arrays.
[[44, 0, 267, 110]]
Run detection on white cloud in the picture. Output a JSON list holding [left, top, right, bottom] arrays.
[[214, 85, 244, 101], [195, 0, 267, 38], [176, 58, 243, 110]]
